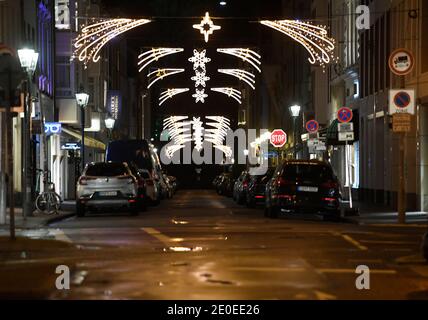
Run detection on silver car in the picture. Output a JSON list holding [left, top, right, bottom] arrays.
[[76, 162, 140, 216]]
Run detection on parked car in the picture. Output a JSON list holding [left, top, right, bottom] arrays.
[[76, 162, 143, 217], [139, 169, 160, 205], [216, 173, 232, 196], [212, 174, 222, 189], [167, 175, 178, 194], [162, 173, 174, 199], [246, 167, 275, 208], [233, 170, 251, 204], [264, 160, 342, 219]]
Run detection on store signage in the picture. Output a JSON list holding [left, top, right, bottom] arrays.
[[338, 123, 354, 133], [55, 0, 70, 30], [338, 132, 354, 142], [44, 122, 62, 135], [61, 143, 81, 150], [107, 90, 122, 120]]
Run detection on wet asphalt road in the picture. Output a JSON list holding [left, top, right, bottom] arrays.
[[8, 190, 428, 299]]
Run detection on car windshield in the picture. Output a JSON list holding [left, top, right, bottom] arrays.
[[282, 164, 334, 183], [85, 163, 128, 177]]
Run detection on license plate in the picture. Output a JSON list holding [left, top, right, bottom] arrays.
[[99, 191, 117, 197], [297, 186, 318, 193]]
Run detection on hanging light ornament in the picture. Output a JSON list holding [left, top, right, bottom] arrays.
[[163, 116, 192, 158], [73, 18, 151, 68], [191, 70, 210, 87], [193, 12, 221, 43], [192, 89, 208, 103], [211, 87, 242, 104], [159, 88, 190, 106], [217, 69, 256, 90], [188, 49, 211, 71], [204, 116, 232, 158], [147, 68, 185, 89], [260, 20, 337, 68], [217, 48, 262, 73], [191, 117, 204, 152], [138, 48, 184, 73]]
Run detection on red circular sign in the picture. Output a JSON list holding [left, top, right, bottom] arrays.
[[393, 92, 411, 109], [337, 107, 353, 123], [306, 120, 319, 133], [270, 129, 287, 148]]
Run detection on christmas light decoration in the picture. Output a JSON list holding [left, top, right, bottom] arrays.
[[192, 89, 208, 103], [191, 117, 204, 152], [163, 116, 192, 158], [217, 69, 256, 90], [193, 12, 221, 43], [260, 20, 336, 67], [191, 70, 210, 87], [217, 48, 262, 73], [211, 87, 242, 104], [138, 48, 184, 73], [159, 88, 190, 106], [188, 49, 211, 71], [74, 18, 151, 67], [147, 68, 185, 89], [205, 116, 232, 158]]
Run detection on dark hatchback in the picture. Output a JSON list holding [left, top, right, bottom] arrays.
[[246, 168, 275, 207], [265, 160, 342, 219]]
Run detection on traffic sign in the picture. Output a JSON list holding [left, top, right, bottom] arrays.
[[389, 89, 415, 115], [337, 107, 353, 123], [306, 120, 319, 133], [338, 132, 354, 142], [389, 48, 415, 76], [392, 113, 411, 133], [270, 129, 287, 148], [338, 123, 354, 132]]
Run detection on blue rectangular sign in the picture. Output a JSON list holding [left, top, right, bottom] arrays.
[[107, 90, 121, 120]]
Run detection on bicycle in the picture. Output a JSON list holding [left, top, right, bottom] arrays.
[[35, 170, 63, 215]]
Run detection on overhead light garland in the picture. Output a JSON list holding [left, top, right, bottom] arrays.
[[138, 48, 184, 73], [191, 117, 204, 152], [193, 12, 221, 43], [260, 20, 337, 68], [188, 49, 211, 71], [218, 69, 256, 90], [217, 48, 262, 73], [191, 70, 210, 87], [163, 116, 192, 158], [147, 68, 185, 89], [192, 89, 208, 103], [73, 18, 151, 68], [211, 87, 242, 104], [205, 116, 232, 158], [159, 88, 189, 106]]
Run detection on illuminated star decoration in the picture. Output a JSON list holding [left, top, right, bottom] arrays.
[[191, 70, 210, 87], [260, 20, 337, 68], [73, 18, 151, 68], [138, 48, 184, 73], [218, 69, 256, 90], [191, 117, 204, 152], [192, 89, 208, 103], [188, 49, 211, 71], [217, 48, 262, 73], [159, 88, 190, 106], [211, 87, 242, 104], [193, 12, 221, 43], [204, 116, 232, 158], [147, 68, 185, 89]]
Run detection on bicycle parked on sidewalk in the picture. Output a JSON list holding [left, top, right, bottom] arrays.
[[35, 169, 62, 215]]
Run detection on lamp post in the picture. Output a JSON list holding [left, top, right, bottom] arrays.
[[18, 48, 38, 218], [104, 116, 115, 140], [75, 91, 89, 172], [289, 104, 301, 159]]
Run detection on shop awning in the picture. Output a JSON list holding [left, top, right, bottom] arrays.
[[62, 127, 106, 151]]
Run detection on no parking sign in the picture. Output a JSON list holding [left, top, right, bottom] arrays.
[[389, 89, 415, 115]]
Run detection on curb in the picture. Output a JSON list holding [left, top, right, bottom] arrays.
[[44, 212, 76, 226]]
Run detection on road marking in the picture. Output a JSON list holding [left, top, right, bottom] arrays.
[[317, 268, 397, 275], [141, 227, 173, 246], [314, 290, 337, 300], [49, 229, 72, 243], [340, 234, 368, 251], [364, 224, 428, 228]]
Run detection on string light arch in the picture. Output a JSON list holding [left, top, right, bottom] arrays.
[[147, 68, 185, 89]]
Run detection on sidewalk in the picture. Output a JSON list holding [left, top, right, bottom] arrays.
[[0, 200, 75, 230]]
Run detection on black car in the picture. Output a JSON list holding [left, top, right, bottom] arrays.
[[246, 168, 275, 208], [233, 170, 251, 204], [265, 160, 342, 219]]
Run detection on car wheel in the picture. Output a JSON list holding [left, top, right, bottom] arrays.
[[76, 202, 86, 217]]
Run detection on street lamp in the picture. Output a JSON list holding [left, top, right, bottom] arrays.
[[289, 104, 301, 159], [18, 48, 38, 218], [104, 116, 115, 140], [75, 91, 89, 172]]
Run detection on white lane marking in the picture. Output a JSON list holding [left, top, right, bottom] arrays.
[[230, 267, 397, 275], [141, 227, 173, 246], [231, 267, 306, 272], [340, 234, 368, 251], [49, 229, 72, 243]]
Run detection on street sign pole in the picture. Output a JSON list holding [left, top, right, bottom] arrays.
[[398, 77, 406, 224]]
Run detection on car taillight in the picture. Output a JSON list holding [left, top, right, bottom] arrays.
[[78, 177, 96, 185], [277, 177, 294, 187], [243, 181, 248, 188]]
